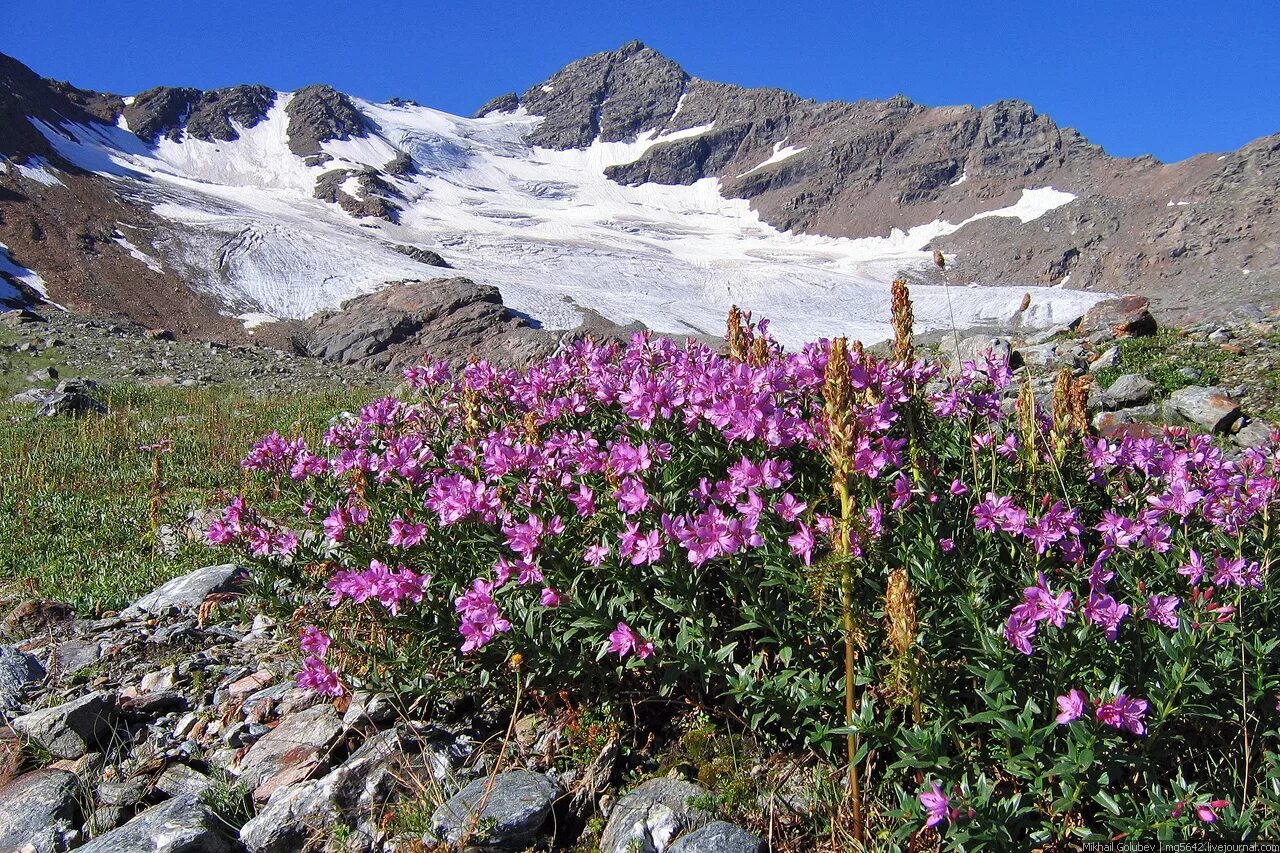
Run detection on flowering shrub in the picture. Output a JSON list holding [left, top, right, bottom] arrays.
[[216, 301, 1280, 847]]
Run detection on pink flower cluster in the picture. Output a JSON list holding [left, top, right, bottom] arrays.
[[327, 560, 428, 616], [1055, 688, 1148, 736], [294, 627, 342, 697]]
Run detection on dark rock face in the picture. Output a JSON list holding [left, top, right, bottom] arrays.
[[520, 40, 689, 149], [305, 277, 555, 370], [384, 149, 416, 176], [285, 84, 368, 156], [0, 644, 45, 712], [474, 91, 519, 118], [393, 244, 449, 267], [184, 85, 277, 142], [124, 86, 201, 143]]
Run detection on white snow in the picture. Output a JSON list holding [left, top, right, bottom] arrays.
[[962, 187, 1076, 225], [15, 156, 65, 187], [0, 241, 49, 299], [237, 311, 279, 330], [950, 171, 968, 186], [1167, 200, 1191, 207], [738, 142, 807, 178], [112, 231, 165, 273], [28, 94, 1104, 347]]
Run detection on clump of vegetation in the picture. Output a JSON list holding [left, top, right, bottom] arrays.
[[213, 291, 1280, 848], [1092, 329, 1230, 395]]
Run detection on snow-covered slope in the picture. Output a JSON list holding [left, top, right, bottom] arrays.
[[33, 96, 1104, 347]]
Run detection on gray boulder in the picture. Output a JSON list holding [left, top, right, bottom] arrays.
[[600, 778, 714, 853], [122, 564, 246, 618], [305, 277, 553, 370], [430, 768, 561, 849], [0, 769, 80, 853], [10, 384, 106, 417], [237, 703, 345, 800], [240, 728, 403, 853], [1234, 419, 1275, 449], [668, 821, 765, 853], [1105, 374, 1156, 408], [938, 335, 1013, 372], [10, 690, 119, 759], [76, 794, 237, 852], [1164, 386, 1243, 433], [1089, 346, 1120, 373], [0, 644, 45, 712]]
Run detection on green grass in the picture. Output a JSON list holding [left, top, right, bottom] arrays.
[[0, 382, 387, 613], [1091, 330, 1232, 397]]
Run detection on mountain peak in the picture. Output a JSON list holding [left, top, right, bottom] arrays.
[[518, 41, 689, 148]]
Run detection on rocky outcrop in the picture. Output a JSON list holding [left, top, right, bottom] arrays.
[[185, 85, 277, 142], [313, 167, 402, 221], [285, 84, 367, 156], [393, 244, 449, 267], [124, 86, 201, 142], [305, 277, 555, 370], [474, 92, 519, 118]]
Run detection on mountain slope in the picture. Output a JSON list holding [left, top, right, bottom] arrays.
[[0, 43, 1275, 349]]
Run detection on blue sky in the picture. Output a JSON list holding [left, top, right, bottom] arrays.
[[5, 0, 1278, 162]]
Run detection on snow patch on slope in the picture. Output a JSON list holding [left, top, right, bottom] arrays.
[[15, 156, 65, 187], [0, 241, 49, 300], [30, 96, 1099, 347], [739, 142, 806, 177], [112, 230, 164, 273]]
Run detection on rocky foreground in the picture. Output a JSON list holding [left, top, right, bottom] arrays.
[[0, 564, 764, 853]]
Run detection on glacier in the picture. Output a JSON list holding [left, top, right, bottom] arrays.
[[31, 96, 1107, 347]]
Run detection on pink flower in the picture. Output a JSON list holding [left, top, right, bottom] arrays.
[[584, 543, 610, 567], [295, 657, 343, 697], [1096, 692, 1148, 736], [774, 493, 807, 522], [387, 517, 427, 547], [607, 622, 653, 660], [1055, 689, 1087, 724], [540, 587, 562, 608], [1177, 549, 1205, 585], [630, 530, 663, 565], [299, 626, 331, 658], [1195, 799, 1229, 823], [1144, 594, 1181, 630], [788, 522, 816, 566], [919, 782, 950, 828], [940, 538, 955, 553]]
